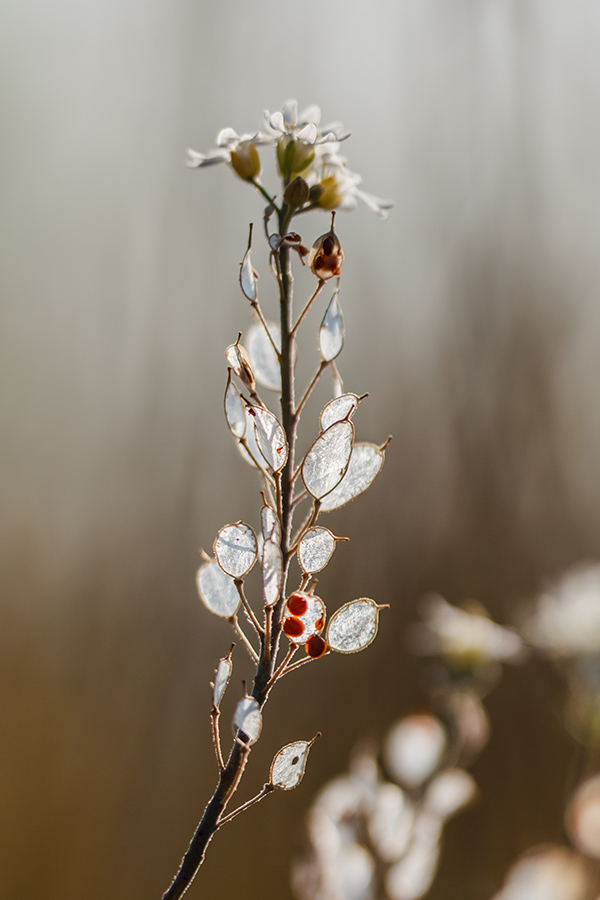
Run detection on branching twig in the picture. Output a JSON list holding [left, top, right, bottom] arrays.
[[228, 614, 259, 663], [217, 783, 275, 829], [234, 579, 263, 636]]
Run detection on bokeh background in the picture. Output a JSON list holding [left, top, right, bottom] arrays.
[[3, 1, 600, 897]]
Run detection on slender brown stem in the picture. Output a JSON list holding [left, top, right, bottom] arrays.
[[291, 279, 325, 335], [210, 706, 225, 771], [266, 643, 298, 691], [295, 360, 328, 419], [234, 579, 263, 636], [229, 614, 259, 663], [217, 783, 275, 829], [280, 652, 329, 679]]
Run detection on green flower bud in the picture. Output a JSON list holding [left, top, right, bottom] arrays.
[[230, 141, 261, 181], [277, 135, 315, 182], [283, 176, 310, 210]]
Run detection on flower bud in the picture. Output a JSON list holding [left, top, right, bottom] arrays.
[[230, 141, 261, 181], [277, 135, 315, 181], [283, 176, 310, 210], [313, 175, 345, 210], [308, 225, 344, 280]]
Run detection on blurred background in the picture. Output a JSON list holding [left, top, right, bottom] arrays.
[[2, 1, 600, 897]]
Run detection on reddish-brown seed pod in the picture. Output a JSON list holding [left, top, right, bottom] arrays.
[[283, 616, 305, 639], [308, 223, 344, 281], [306, 634, 328, 658], [287, 593, 309, 616]]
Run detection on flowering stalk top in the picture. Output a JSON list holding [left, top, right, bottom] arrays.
[[187, 99, 393, 219]]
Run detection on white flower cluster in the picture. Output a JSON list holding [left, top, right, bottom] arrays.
[[187, 100, 392, 218]]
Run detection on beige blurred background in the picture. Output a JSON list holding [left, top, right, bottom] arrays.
[[2, 1, 600, 897]]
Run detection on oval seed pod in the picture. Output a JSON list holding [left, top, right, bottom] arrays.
[[270, 739, 315, 790], [327, 598, 381, 653], [239, 246, 257, 301], [214, 521, 257, 578], [262, 538, 283, 607], [298, 526, 336, 574], [196, 561, 240, 618], [251, 406, 288, 472], [225, 338, 255, 393], [319, 291, 345, 362], [301, 420, 354, 500], [224, 373, 246, 439], [260, 503, 281, 545], [246, 321, 282, 392], [213, 656, 232, 709], [233, 695, 262, 744], [320, 442, 385, 512], [320, 393, 360, 431], [308, 229, 344, 280]]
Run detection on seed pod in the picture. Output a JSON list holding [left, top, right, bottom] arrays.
[[308, 222, 344, 280]]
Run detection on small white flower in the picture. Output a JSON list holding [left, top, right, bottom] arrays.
[[414, 594, 525, 666], [525, 562, 600, 657], [262, 99, 349, 145], [309, 146, 393, 218]]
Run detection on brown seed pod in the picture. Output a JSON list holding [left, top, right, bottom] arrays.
[[308, 217, 344, 280]]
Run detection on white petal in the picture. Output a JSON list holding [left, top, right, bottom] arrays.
[[268, 111, 286, 133], [214, 522, 257, 579], [319, 292, 345, 361], [216, 127, 240, 147], [320, 443, 385, 511], [213, 657, 232, 708], [270, 740, 313, 790], [355, 188, 394, 218], [296, 123, 318, 144], [298, 527, 336, 574], [234, 695, 262, 744], [299, 104, 321, 126], [301, 420, 354, 500], [252, 406, 288, 472], [327, 598, 380, 653], [281, 99, 298, 127], [185, 147, 229, 168], [196, 561, 240, 618]]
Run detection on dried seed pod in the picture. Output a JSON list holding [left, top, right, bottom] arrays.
[[308, 221, 344, 280]]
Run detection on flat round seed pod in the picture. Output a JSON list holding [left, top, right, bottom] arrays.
[[196, 561, 240, 618], [262, 538, 283, 607], [251, 406, 288, 472], [233, 695, 262, 744], [319, 291, 345, 362], [213, 657, 232, 708], [327, 598, 380, 653], [214, 522, 257, 578], [239, 247, 257, 301], [224, 375, 246, 439], [301, 420, 354, 500], [298, 526, 336, 574], [320, 443, 385, 512], [246, 322, 280, 392], [295, 593, 326, 640], [320, 393, 360, 431], [270, 740, 313, 790], [261, 504, 281, 545]]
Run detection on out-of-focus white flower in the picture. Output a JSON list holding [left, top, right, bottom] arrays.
[[491, 847, 589, 900], [308, 146, 393, 219], [414, 594, 525, 668], [384, 714, 447, 789], [525, 562, 600, 657], [566, 775, 600, 859]]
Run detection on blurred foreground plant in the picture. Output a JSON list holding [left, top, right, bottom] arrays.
[[161, 101, 392, 899]]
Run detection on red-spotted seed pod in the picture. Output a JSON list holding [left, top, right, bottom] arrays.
[[308, 218, 344, 281], [287, 593, 309, 617]]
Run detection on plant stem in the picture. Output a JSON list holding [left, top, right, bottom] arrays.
[[161, 204, 298, 900]]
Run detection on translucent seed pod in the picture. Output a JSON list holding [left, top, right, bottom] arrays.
[[214, 521, 258, 579], [297, 526, 337, 574], [239, 246, 257, 301], [320, 393, 360, 431], [320, 442, 386, 512], [225, 337, 255, 393], [251, 406, 288, 472], [212, 655, 233, 709], [327, 598, 382, 653], [308, 228, 344, 280], [233, 695, 262, 744], [270, 737, 319, 790], [224, 372, 246, 439], [246, 321, 291, 393], [319, 290, 345, 362], [262, 538, 283, 607], [301, 420, 354, 500], [196, 561, 241, 618]]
